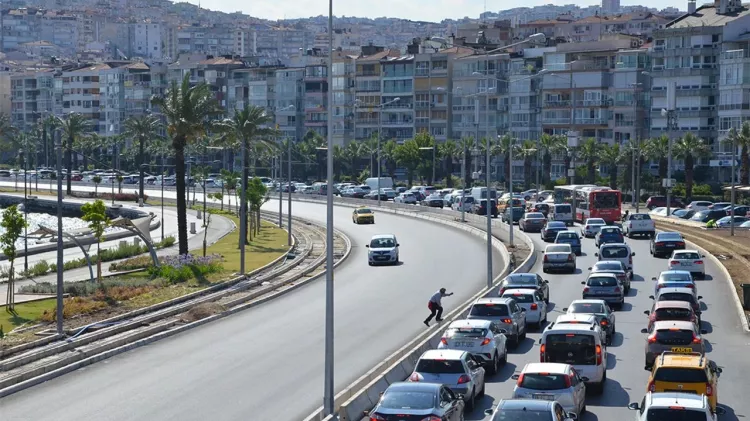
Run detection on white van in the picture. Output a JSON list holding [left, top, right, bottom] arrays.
[[364, 177, 394, 191], [539, 323, 607, 394], [595, 243, 634, 279], [549, 203, 574, 226]]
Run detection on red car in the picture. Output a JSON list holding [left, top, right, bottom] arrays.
[[644, 300, 698, 330]]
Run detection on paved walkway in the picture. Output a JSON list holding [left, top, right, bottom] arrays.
[[0, 192, 234, 306]]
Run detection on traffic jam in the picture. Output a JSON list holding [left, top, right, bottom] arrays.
[[365, 185, 727, 421]]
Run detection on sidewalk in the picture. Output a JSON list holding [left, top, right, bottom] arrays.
[[0, 195, 234, 306]]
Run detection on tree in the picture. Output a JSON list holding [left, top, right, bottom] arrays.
[[394, 139, 423, 186], [56, 113, 90, 195], [247, 177, 269, 240], [539, 134, 565, 186], [151, 74, 220, 255], [458, 137, 475, 187], [81, 200, 110, 281], [576, 138, 601, 184], [123, 114, 163, 202], [729, 122, 750, 185], [381, 139, 399, 180], [299, 130, 326, 180], [92, 175, 102, 196], [495, 134, 517, 188], [438, 139, 459, 187], [1, 205, 27, 314], [675, 132, 711, 200], [599, 143, 623, 190], [220, 169, 238, 213], [517, 140, 538, 190], [0, 112, 19, 158], [644, 135, 670, 190], [343, 141, 364, 176]]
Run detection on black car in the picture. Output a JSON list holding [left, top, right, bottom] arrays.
[[475, 199, 498, 217], [541, 221, 568, 242], [650, 232, 686, 257], [690, 209, 728, 223], [422, 194, 445, 208], [368, 382, 465, 421], [497, 272, 550, 304]]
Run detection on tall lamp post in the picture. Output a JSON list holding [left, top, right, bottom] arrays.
[[55, 129, 64, 335], [20, 148, 29, 272], [285, 106, 296, 247], [730, 130, 737, 236], [662, 81, 678, 217], [376, 97, 400, 206], [507, 135, 516, 247], [275, 105, 295, 228], [323, 0, 335, 414]]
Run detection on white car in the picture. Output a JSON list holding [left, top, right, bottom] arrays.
[[686, 201, 713, 212], [500, 288, 548, 329], [365, 234, 399, 266], [595, 243, 634, 278], [394, 192, 417, 204], [438, 319, 508, 374], [451, 195, 474, 212], [409, 349, 486, 411], [668, 250, 706, 278], [628, 392, 724, 419], [511, 362, 587, 416], [581, 218, 607, 238], [547, 313, 607, 344]]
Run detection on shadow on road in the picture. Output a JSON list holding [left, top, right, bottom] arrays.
[[626, 287, 639, 298], [632, 274, 646, 282], [609, 332, 625, 348], [488, 361, 517, 383], [606, 352, 617, 370], [512, 337, 536, 354], [701, 319, 713, 334], [700, 274, 714, 281], [619, 302, 634, 312], [704, 339, 713, 353], [717, 404, 741, 421], [467, 394, 496, 421], [586, 378, 631, 407]]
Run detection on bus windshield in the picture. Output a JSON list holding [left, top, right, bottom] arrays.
[[593, 192, 619, 209]]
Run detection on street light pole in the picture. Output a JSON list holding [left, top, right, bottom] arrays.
[[509, 138, 515, 247], [288, 136, 293, 246], [161, 156, 165, 241], [23, 149, 28, 272], [485, 117, 492, 289], [731, 135, 737, 236], [323, 0, 335, 414], [55, 130, 64, 335]]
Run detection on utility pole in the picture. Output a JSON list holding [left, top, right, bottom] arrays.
[[665, 81, 677, 218], [731, 135, 737, 236], [55, 130, 64, 335]]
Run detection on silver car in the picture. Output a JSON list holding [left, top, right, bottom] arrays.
[[511, 362, 587, 415], [640, 320, 708, 369], [438, 319, 508, 374], [409, 349, 486, 411], [581, 273, 624, 309], [501, 289, 548, 329], [467, 297, 527, 348], [543, 244, 576, 273], [589, 260, 631, 293]]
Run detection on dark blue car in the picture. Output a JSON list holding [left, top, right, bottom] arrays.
[[542, 221, 568, 242], [555, 230, 582, 255], [368, 382, 465, 421], [595, 226, 625, 247]]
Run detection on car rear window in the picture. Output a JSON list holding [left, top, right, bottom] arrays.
[[645, 408, 707, 421], [630, 214, 652, 220], [653, 367, 708, 383], [446, 327, 488, 338], [596, 262, 623, 271], [674, 252, 701, 260], [655, 308, 692, 320], [491, 409, 553, 421], [587, 219, 606, 225], [659, 293, 694, 304], [655, 329, 694, 345], [379, 391, 435, 410], [600, 228, 620, 235], [526, 213, 544, 219], [547, 245, 571, 253], [661, 272, 692, 282], [416, 359, 465, 374], [587, 276, 618, 287], [557, 233, 577, 240], [470, 304, 509, 317], [555, 205, 571, 213], [569, 302, 605, 313], [601, 247, 628, 258], [504, 294, 534, 303], [658, 233, 683, 241], [519, 373, 569, 390], [544, 334, 597, 365]]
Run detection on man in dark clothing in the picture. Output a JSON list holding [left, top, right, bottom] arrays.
[[424, 288, 454, 326]]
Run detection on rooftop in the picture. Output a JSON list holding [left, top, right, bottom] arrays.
[[667, 3, 750, 28]]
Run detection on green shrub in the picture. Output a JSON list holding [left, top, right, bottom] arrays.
[[157, 236, 176, 248], [30, 260, 50, 277], [147, 254, 223, 284]]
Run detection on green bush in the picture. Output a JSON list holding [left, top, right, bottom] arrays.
[[30, 260, 50, 277], [157, 236, 176, 248]]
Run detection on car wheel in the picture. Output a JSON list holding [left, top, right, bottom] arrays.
[[500, 348, 507, 364], [520, 326, 527, 340], [489, 353, 499, 375], [368, 262, 373, 266]]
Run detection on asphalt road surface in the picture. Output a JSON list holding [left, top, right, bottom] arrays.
[[458, 225, 750, 421], [0, 199, 501, 421]]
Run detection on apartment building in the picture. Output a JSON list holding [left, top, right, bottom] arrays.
[[413, 46, 457, 142], [331, 52, 356, 146], [132, 22, 165, 59], [274, 67, 305, 141], [303, 58, 329, 138], [353, 48, 397, 141], [10, 69, 60, 132], [611, 48, 650, 144], [175, 24, 236, 56], [380, 55, 415, 143], [167, 54, 246, 113]]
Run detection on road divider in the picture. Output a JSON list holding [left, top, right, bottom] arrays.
[[299, 196, 536, 421]]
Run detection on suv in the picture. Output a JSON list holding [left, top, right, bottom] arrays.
[[549, 203, 574, 226], [539, 323, 607, 393], [467, 297, 527, 348], [650, 287, 703, 325], [640, 321, 708, 369], [547, 313, 607, 344], [628, 392, 725, 420], [562, 300, 616, 346], [511, 363, 587, 416], [438, 319, 508, 375], [623, 213, 656, 238], [409, 349, 486, 411], [645, 352, 722, 413]]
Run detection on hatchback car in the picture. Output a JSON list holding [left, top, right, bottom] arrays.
[[596, 243, 634, 278], [640, 321, 708, 369], [484, 399, 578, 421], [715, 215, 749, 227], [366, 234, 399, 265], [582, 217, 607, 238], [652, 270, 696, 296], [651, 287, 703, 325], [529, 202, 550, 217], [555, 231, 582, 255], [511, 363, 587, 416], [563, 300, 616, 345], [668, 250, 706, 278], [644, 301, 699, 331], [422, 193, 445, 208], [497, 273, 550, 304], [519, 212, 547, 232], [686, 201, 713, 212], [650, 232, 686, 257], [628, 392, 725, 420], [543, 244, 577, 273], [595, 226, 624, 247], [645, 353, 721, 413], [581, 273, 624, 309], [409, 349, 486, 411], [394, 192, 417, 204], [500, 289, 548, 329], [467, 297, 527, 347], [690, 209, 729, 223], [367, 382, 465, 421], [352, 206, 375, 224], [438, 319, 508, 375], [588, 260, 630, 293], [542, 221, 569, 242]]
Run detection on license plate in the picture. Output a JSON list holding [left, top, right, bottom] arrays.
[[681, 262, 692, 266], [454, 342, 474, 347], [552, 263, 565, 267], [532, 394, 554, 401], [375, 256, 388, 261], [671, 347, 693, 353], [595, 290, 609, 295], [666, 244, 675, 247]]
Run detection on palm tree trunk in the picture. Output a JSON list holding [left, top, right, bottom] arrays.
[[563, 154, 571, 184], [139, 137, 145, 201], [504, 154, 511, 189], [741, 145, 749, 185], [174, 140, 189, 255], [587, 160, 596, 184], [685, 154, 695, 200], [659, 157, 668, 194], [220, 184, 225, 211], [543, 152, 552, 186], [609, 166, 618, 190], [524, 158, 531, 190], [65, 135, 73, 195]]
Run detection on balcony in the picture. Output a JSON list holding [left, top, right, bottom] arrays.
[[415, 68, 430, 77], [356, 71, 380, 77], [614, 120, 635, 127], [356, 118, 379, 125], [543, 118, 571, 125], [381, 119, 414, 126], [578, 117, 608, 125], [718, 103, 750, 111], [510, 121, 530, 127], [452, 122, 477, 129], [415, 117, 429, 125], [415, 101, 430, 109], [544, 100, 571, 108], [381, 102, 413, 110], [305, 120, 327, 126], [578, 99, 612, 107], [452, 104, 476, 112]]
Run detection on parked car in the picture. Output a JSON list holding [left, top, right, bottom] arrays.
[[690, 209, 729, 223], [715, 215, 750, 227], [394, 192, 417, 204], [646, 196, 684, 210]]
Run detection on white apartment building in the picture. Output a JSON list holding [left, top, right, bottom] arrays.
[[132, 22, 164, 59]]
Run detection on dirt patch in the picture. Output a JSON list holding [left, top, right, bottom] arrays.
[[179, 303, 225, 323]]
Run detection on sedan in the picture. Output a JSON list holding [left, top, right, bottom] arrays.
[[652, 270, 696, 296], [367, 382, 465, 421], [671, 209, 695, 219], [555, 231, 582, 255], [511, 363, 587, 416], [588, 260, 630, 293], [650, 287, 703, 325], [686, 201, 713, 212], [438, 319, 508, 374], [649, 232, 686, 258], [394, 192, 417, 204], [668, 250, 705, 278], [542, 244, 576, 273], [582, 218, 607, 238], [500, 289, 548, 329], [640, 320, 708, 369], [496, 272, 550, 304], [519, 212, 546, 232], [716, 215, 750, 227], [422, 194, 445, 208], [595, 226, 624, 246], [727, 205, 750, 217], [563, 299, 616, 345], [644, 300, 699, 331], [542, 221, 569, 242], [582, 273, 624, 309]]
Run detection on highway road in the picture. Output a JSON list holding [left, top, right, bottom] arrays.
[[0, 198, 502, 421], [457, 224, 750, 421]]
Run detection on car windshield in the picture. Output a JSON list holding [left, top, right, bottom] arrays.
[[526, 213, 544, 219], [658, 233, 683, 241], [547, 222, 566, 229], [555, 205, 571, 213], [655, 308, 693, 320], [519, 373, 569, 390], [547, 245, 570, 253], [653, 367, 708, 383], [543, 334, 597, 365], [659, 293, 694, 304], [491, 410, 553, 421], [370, 238, 395, 248], [357, 208, 372, 214], [645, 408, 707, 421], [470, 304, 509, 317], [601, 247, 628, 258], [569, 302, 605, 313], [587, 276, 618, 287], [600, 228, 620, 235], [415, 359, 465, 374], [446, 327, 488, 338], [379, 391, 435, 410], [674, 252, 701, 260], [587, 219, 606, 225], [504, 294, 534, 303], [660, 272, 692, 282]]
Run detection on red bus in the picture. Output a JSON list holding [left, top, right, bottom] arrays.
[[553, 185, 622, 224]]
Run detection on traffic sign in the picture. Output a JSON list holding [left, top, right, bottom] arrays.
[[567, 169, 575, 177], [662, 178, 676, 188]]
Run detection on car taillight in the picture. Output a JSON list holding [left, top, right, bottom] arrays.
[[369, 414, 386, 421], [676, 242, 685, 247], [457, 375, 471, 384], [568, 254, 574, 261], [657, 284, 664, 289], [706, 384, 713, 396], [596, 344, 602, 365], [516, 373, 525, 386], [530, 303, 538, 310], [481, 338, 491, 346], [502, 318, 512, 324], [670, 260, 679, 266], [543, 255, 549, 262], [539, 344, 546, 362], [685, 284, 694, 289], [648, 380, 655, 392], [694, 260, 703, 265], [564, 375, 572, 388], [600, 320, 608, 326], [583, 287, 589, 293], [655, 242, 664, 246], [692, 335, 701, 344], [410, 373, 421, 382], [499, 288, 506, 295], [440, 338, 448, 345], [629, 256, 633, 264], [614, 286, 621, 293], [648, 334, 657, 343]]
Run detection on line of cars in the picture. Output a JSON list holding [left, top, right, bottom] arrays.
[[647, 198, 750, 228]]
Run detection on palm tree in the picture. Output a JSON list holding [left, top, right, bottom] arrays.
[[576, 138, 601, 184], [730, 122, 750, 185], [344, 140, 364, 176], [675, 132, 711, 200], [123, 114, 163, 201], [92, 175, 102, 196], [0, 113, 19, 156], [381, 139, 398, 180], [598, 143, 623, 190], [644, 135, 670, 186], [74, 133, 100, 171], [458, 137, 475, 187], [438, 139, 459, 187], [539, 134, 565, 186], [496, 134, 517, 189], [299, 130, 326, 180], [518, 140, 538, 190], [56, 113, 90, 195], [151, 74, 220, 255]]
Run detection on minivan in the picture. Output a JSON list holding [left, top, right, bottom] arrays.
[[549, 204, 573, 226], [539, 323, 607, 394], [595, 243, 634, 279]]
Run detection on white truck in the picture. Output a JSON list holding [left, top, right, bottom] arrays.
[[364, 177, 394, 192], [622, 213, 656, 238]]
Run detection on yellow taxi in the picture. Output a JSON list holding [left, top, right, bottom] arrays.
[[352, 206, 375, 224], [646, 351, 722, 412]]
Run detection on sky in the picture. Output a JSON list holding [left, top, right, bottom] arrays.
[[182, 0, 685, 22]]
